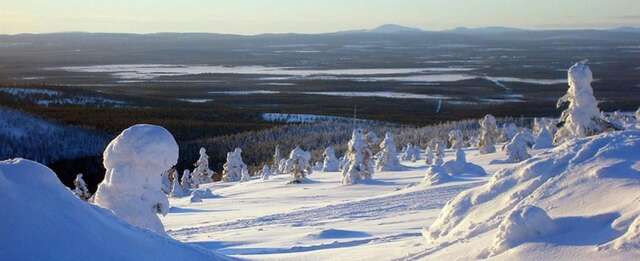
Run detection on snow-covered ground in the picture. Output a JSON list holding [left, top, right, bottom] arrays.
[[162, 147, 518, 260]]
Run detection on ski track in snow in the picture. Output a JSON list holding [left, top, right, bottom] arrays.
[[169, 181, 481, 237]]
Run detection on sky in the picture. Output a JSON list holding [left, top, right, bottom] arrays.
[[1, 0, 639, 34]]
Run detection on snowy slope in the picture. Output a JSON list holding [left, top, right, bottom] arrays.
[[417, 130, 640, 260], [163, 147, 515, 260], [0, 158, 231, 261]]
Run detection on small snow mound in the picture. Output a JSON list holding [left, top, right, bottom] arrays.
[[0, 158, 227, 261], [308, 229, 371, 239], [490, 205, 557, 256]]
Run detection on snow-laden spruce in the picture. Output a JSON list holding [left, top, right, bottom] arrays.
[[448, 129, 464, 149], [191, 147, 214, 187], [502, 132, 531, 163], [180, 169, 193, 189], [636, 107, 640, 128], [554, 62, 615, 144], [375, 132, 401, 171], [222, 148, 247, 182], [240, 166, 251, 182], [170, 169, 187, 198], [478, 114, 499, 154], [422, 162, 451, 186], [442, 149, 486, 177], [286, 146, 313, 183], [72, 173, 91, 201], [260, 164, 272, 180], [93, 124, 178, 234], [533, 127, 554, 149], [272, 145, 283, 174], [424, 146, 435, 165], [424, 130, 640, 259], [321, 146, 340, 172], [160, 167, 174, 194], [500, 123, 518, 142], [0, 158, 228, 261], [342, 129, 374, 185], [401, 143, 421, 162]]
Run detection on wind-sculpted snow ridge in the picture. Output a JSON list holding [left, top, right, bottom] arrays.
[[0, 158, 231, 261], [422, 130, 640, 259], [169, 182, 480, 237]]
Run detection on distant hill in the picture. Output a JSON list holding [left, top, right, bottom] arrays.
[[368, 24, 424, 33], [447, 26, 529, 34]]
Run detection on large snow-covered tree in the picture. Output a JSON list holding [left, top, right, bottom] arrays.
[[191, 147, 214, 187], [478, 114, 499, 154], [286, 146, 313, 183], [375, 132, 401, 171], [503, 132, 531, 163], [322, 146, 340, 172], [160, 167, 174, 194], [93, 124, 177, 234], [342, 129, 374, 185], [73, 173, 91, 201], [401, 143, 420, 162], [222, 148, 247, 182], [554, 62, 616, 144]]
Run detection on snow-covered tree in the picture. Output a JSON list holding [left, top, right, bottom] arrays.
[[533, 127, 554, 149], [435, 141, 445, 164], [500, 123, 519, 142], [93, 124, 177, 234], [375, 132, 401, 171], [478, 114, 499, 154], [554, 62, 616, 144], [636, 107, 640, 128], [401, 143, 420, 162], [443, 149, 487, 177], [260, 164, 272, 180], [424, 146, 435, 165], [272, 145, 283, 174], [160, 167, 174, 194], [287, 146, 313, 183], [365, 131, 380, 148], [448, 129, 464, 149], [423, 154, 451, 186], [222, 148, 247, 182], [191, 147, 214, 187], [73, 173, 91, 200], [180, 169, 193, 189], [169, 170, 187, 198], [503, 132, 531, 163], [322, 146, 340, 172], [342, 129, 374, 185], [240, 166, 250, 182]]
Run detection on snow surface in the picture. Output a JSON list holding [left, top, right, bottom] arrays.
[[0, 158, 229, 261], [161, 146, 515, 260], [421, 130, 640, 260]]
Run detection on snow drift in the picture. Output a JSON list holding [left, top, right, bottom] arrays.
[[424, 130, 640, 259], [0, 158, 229, 261]]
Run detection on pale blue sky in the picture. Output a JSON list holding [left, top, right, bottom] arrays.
[[1, 0, 639, 34]]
